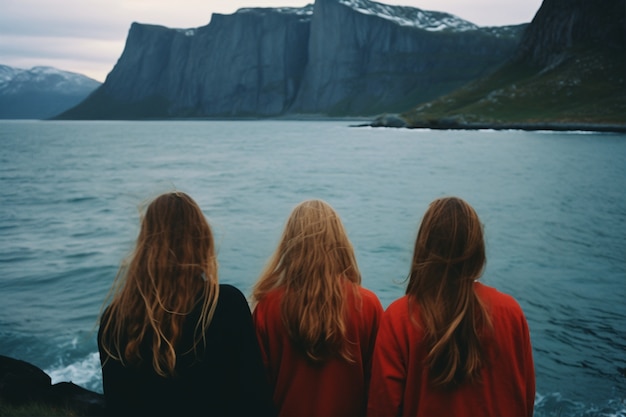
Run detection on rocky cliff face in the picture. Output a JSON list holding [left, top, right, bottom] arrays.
[[397, 0, 626, 128], [59, 0, 525, 119], [101, 7, 312, 117], [515, 0, 625, 68], [292, 0, 525, 114]]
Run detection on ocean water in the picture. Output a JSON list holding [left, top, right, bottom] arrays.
[[0, 120, 624, 416]]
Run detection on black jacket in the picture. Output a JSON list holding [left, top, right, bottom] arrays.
[[98, 284, 276, 417]]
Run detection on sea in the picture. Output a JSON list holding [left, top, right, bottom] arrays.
[[0, 120, 624, 416]]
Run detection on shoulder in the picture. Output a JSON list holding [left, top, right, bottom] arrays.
[[255, 287, 284, 307], [98, 305, 115, 333], [252, 288, 285, 329], [380, 296, 414, 333], [100, 305, 112, 321], [352, 286, 383, 325], [252, 287, 284, 317], [358, 286, 383, 309], [384, 295, 410, 317], [215, 284, 252, 316], [475, 282, 522, 311], [376, 296, 414, 344], [475, 282, 529, 328], [97, 306, 111, 340], [218, 283, 247, 301]]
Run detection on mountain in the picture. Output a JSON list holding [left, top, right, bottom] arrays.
[[390, 0, 626, 131], [0, 66, 101, 119], [57, 0, 525, 120]]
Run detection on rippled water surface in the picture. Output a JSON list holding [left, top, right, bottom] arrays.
[[1, 120, 624, 416]]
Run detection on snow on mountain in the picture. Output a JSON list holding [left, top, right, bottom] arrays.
[[0, 64, 102, 119], [0, 65, 23, 85], [177, 28, 197, 37], [235, 0, 478, 30], [0, 65, 101, 96], [238, 4, 314, 16], [338, 0, 478, 31]]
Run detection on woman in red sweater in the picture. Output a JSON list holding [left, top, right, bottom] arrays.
[[252, 199, 383, 417], [367, 197, 535, 417]]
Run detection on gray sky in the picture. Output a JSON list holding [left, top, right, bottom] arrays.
[[0, 0, 543, 82]]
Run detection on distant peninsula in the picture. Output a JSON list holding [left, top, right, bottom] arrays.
[[367, 0, 626, 132]]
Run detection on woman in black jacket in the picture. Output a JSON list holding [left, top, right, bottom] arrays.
[[98, 191, 275, 416]]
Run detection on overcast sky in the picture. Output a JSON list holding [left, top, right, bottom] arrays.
[[0, 0, 543, 82]]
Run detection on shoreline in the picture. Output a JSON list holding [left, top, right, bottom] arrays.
[[361, 114, 626, 134], [20, 115, 626, 133], [404, 122, 626, 134]]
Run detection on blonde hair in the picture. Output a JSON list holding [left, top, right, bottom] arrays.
[[406, 197, 492, 389], [252, 199, 361, 363], [99, 192, 219, 376]]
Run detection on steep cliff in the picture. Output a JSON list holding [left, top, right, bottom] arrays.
[[60, 7, 312, 119], [397, 0, 626, 129], [190, 8, 312, 116], [57, 0, 524, 119], [292, 0, 524, 115], [515, 0, 625, 68]]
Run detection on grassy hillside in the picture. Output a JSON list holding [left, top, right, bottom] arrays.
[[399, 45, 625, 129]]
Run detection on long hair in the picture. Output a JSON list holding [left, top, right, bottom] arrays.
[[99, 192, 219, 377], [252, 199, 361, 363], [406, 197, 492, 389]]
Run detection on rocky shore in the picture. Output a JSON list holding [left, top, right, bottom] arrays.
[[0, 355, 105, 416], [362, 114, 626, 134]]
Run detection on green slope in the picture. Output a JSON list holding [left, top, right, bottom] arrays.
[[399, 45, 626, 130]]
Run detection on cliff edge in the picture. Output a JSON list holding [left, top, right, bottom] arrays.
[[56, 0, 523, 119], [388, 0, 626, 130]]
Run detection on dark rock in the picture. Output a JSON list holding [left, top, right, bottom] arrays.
[[515, 0, 625, 68], [370, 113, 407, 127], [0, 355, 105, 416], [0, 355, 51, 405], [49, 382, 106, 416]]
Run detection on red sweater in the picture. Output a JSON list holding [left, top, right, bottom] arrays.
[[253, 284, 383, 417], [367, 283, 535, 417]]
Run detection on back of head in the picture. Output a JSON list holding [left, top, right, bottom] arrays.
[[278, 199, 360, 287], [136, 192, 216, 287], [408, 197, 485, 288], [253, 199, 361, 363], [406, 197, 489, 388], [100, 192, 219, 376]]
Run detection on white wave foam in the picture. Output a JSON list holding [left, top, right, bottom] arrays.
[[45, 352, 102, 393], [534, 392, 626, 417]]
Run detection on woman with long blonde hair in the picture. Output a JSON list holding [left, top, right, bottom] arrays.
[[252, 199, 383, 417], [367, 197, 535, 417], [98, 192, 274, 416]]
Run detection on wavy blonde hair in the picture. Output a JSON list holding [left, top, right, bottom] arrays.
[[99, 192, 219, 377], [406, 197, 492, 389], [252, 199, 361, 363]]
